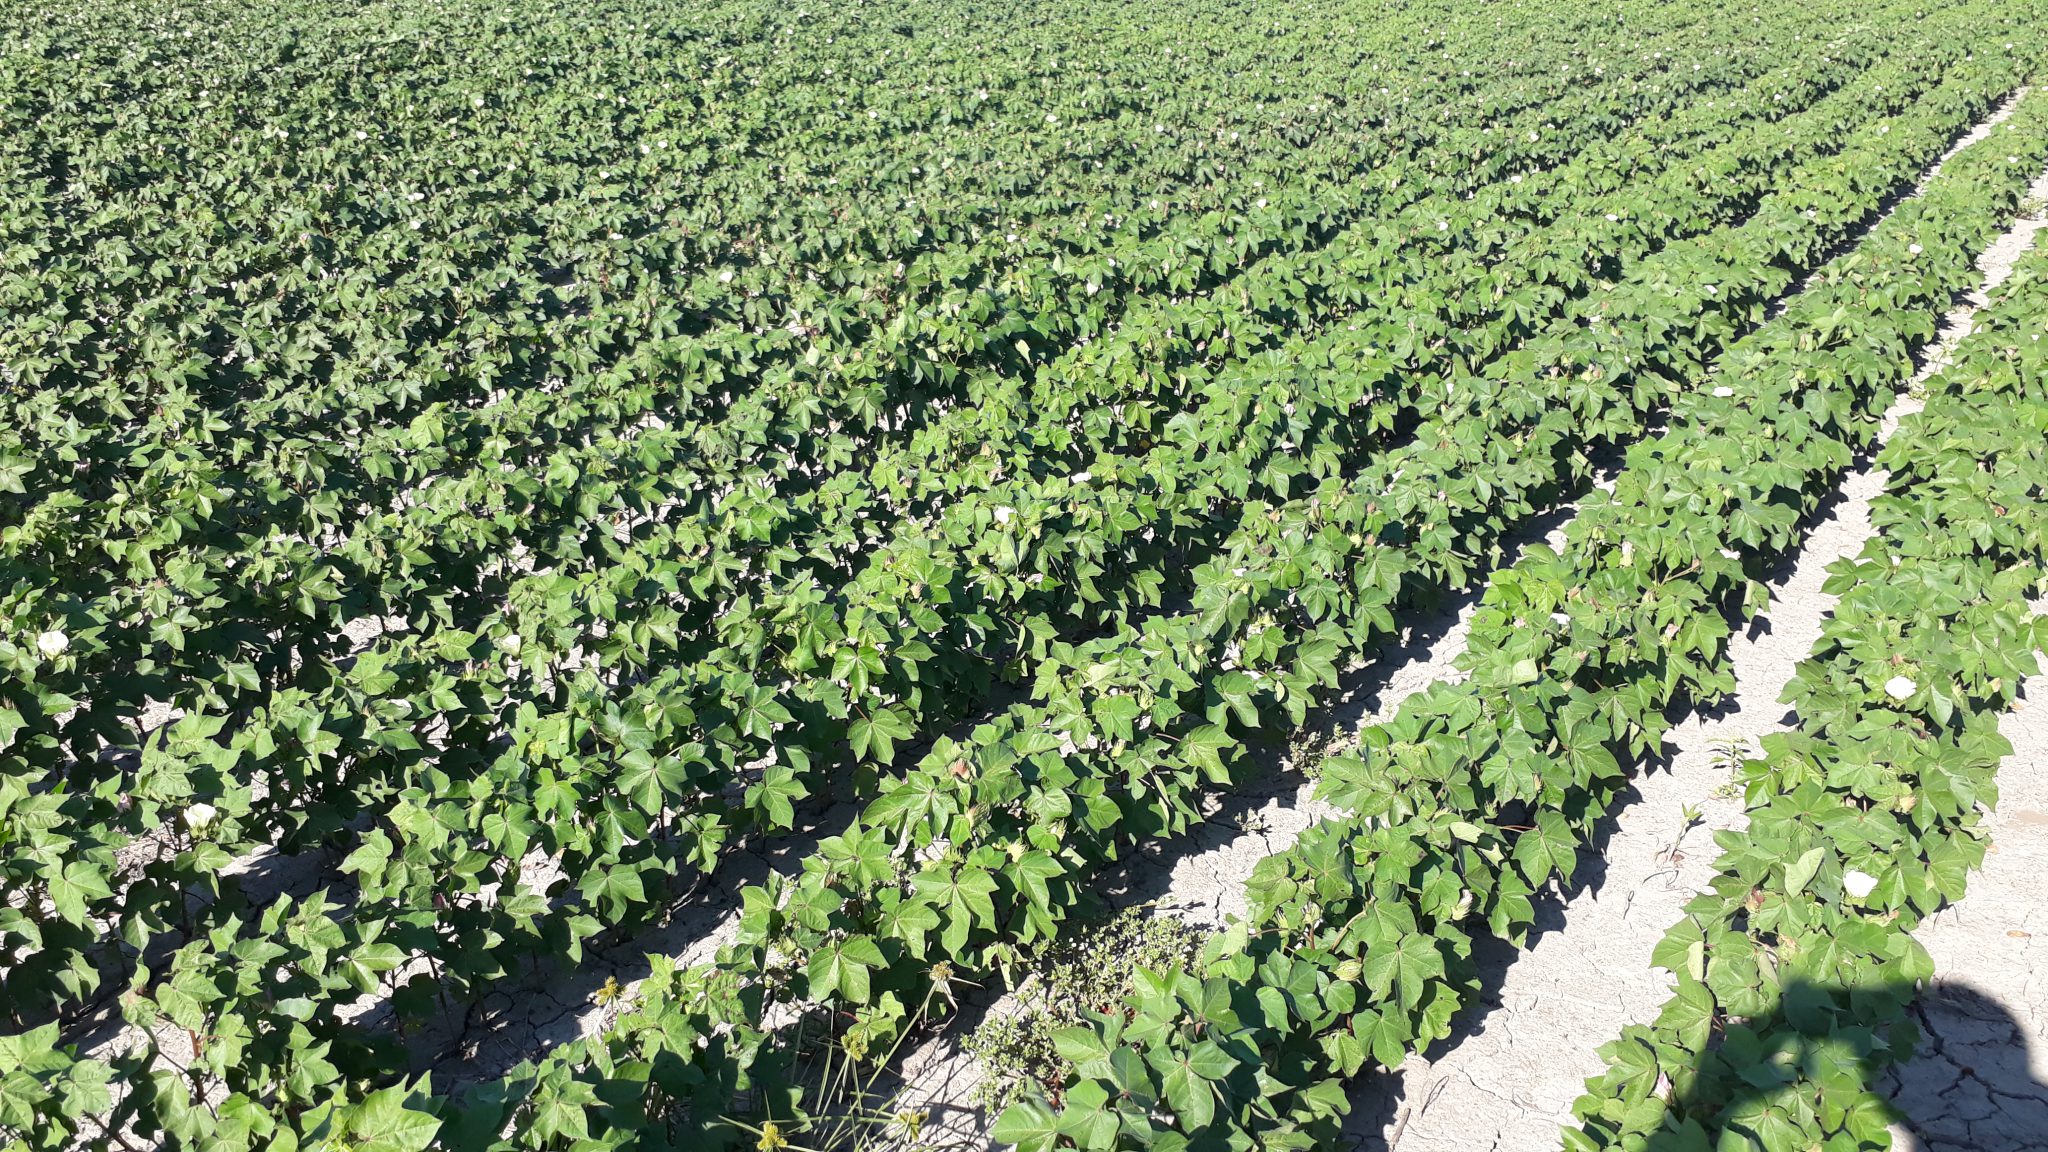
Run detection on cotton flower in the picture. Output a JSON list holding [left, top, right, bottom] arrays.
[[1908, 243, 1923, 255], [498, 633, 523, 655], [184, 803, 219, 833], [1843, 869, 1878, 899], [36, 630, 67, 658], [993, 505, 1014, 524], [1712, 386, 1734, 398], [1884, 674, 1916, 700]]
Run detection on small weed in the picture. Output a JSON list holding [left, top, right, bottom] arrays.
[[964, 908, 1206, 1114], [1709, 738, 1751, 799]]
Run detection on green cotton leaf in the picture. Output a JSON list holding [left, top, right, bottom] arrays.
[[991, 1098, 1061, 1152], [47, 861, 114, 927], [1051, 1027, 1115, 1078], [1351, 1005, 1415, 1070], [1009, 851, 1064, 912], [341, 941, 408, 994], [617, 751, 689, 816], [0, 704, 26, 751], [917, 866, 999, 956], [1361, 932, 1445, 1011], [1180, 723, 1236, 783], [1091, 693, 1142, 743], [1654, 971, 1720, 1045], [348, 1084, 441, 1152], [1152, 1048, 1217, 1128], [1211, 671, 1261, 727], [744, 758, 809, 827], [807, 935, 885, 1004], [850, 705, 914, 764], [526, 1077, 599, 1143], [1784, 845, 1824, 894], [51, 1052, 113, 1120], [1513, 810, 1579, 887], [1602, 1033, 1660, 1098], [735, 685, 794, 741], [1183, 1039, 1238, 1082], [578, 865, 646, 919], [1057, 1080, 1125, 1147]]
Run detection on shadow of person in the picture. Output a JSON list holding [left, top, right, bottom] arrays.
[[1636, 978, 2048, 1152], [1884, 981, 2048, 1151]]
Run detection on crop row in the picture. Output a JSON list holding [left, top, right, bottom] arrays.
[[28, 38, 1982, 1033], [4, 0, 1769, 1023], [1566, 210, 2048, 1152], [3, 0, 1751, 622], [999, 84, 2048, 1151], [4, 7, 1979, 1033], [0, 0, 1842, 806], [0, 0, 1872, 756], [10, 42, 2024, 1152], [395, 62, 2048, 1152]]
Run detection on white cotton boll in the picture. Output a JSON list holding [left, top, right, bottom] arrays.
[[184, 803, 219, 833], [1885, 674, 1915, 700], [1843, 869, 1878, 899], [36, 630, 68, 658]]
